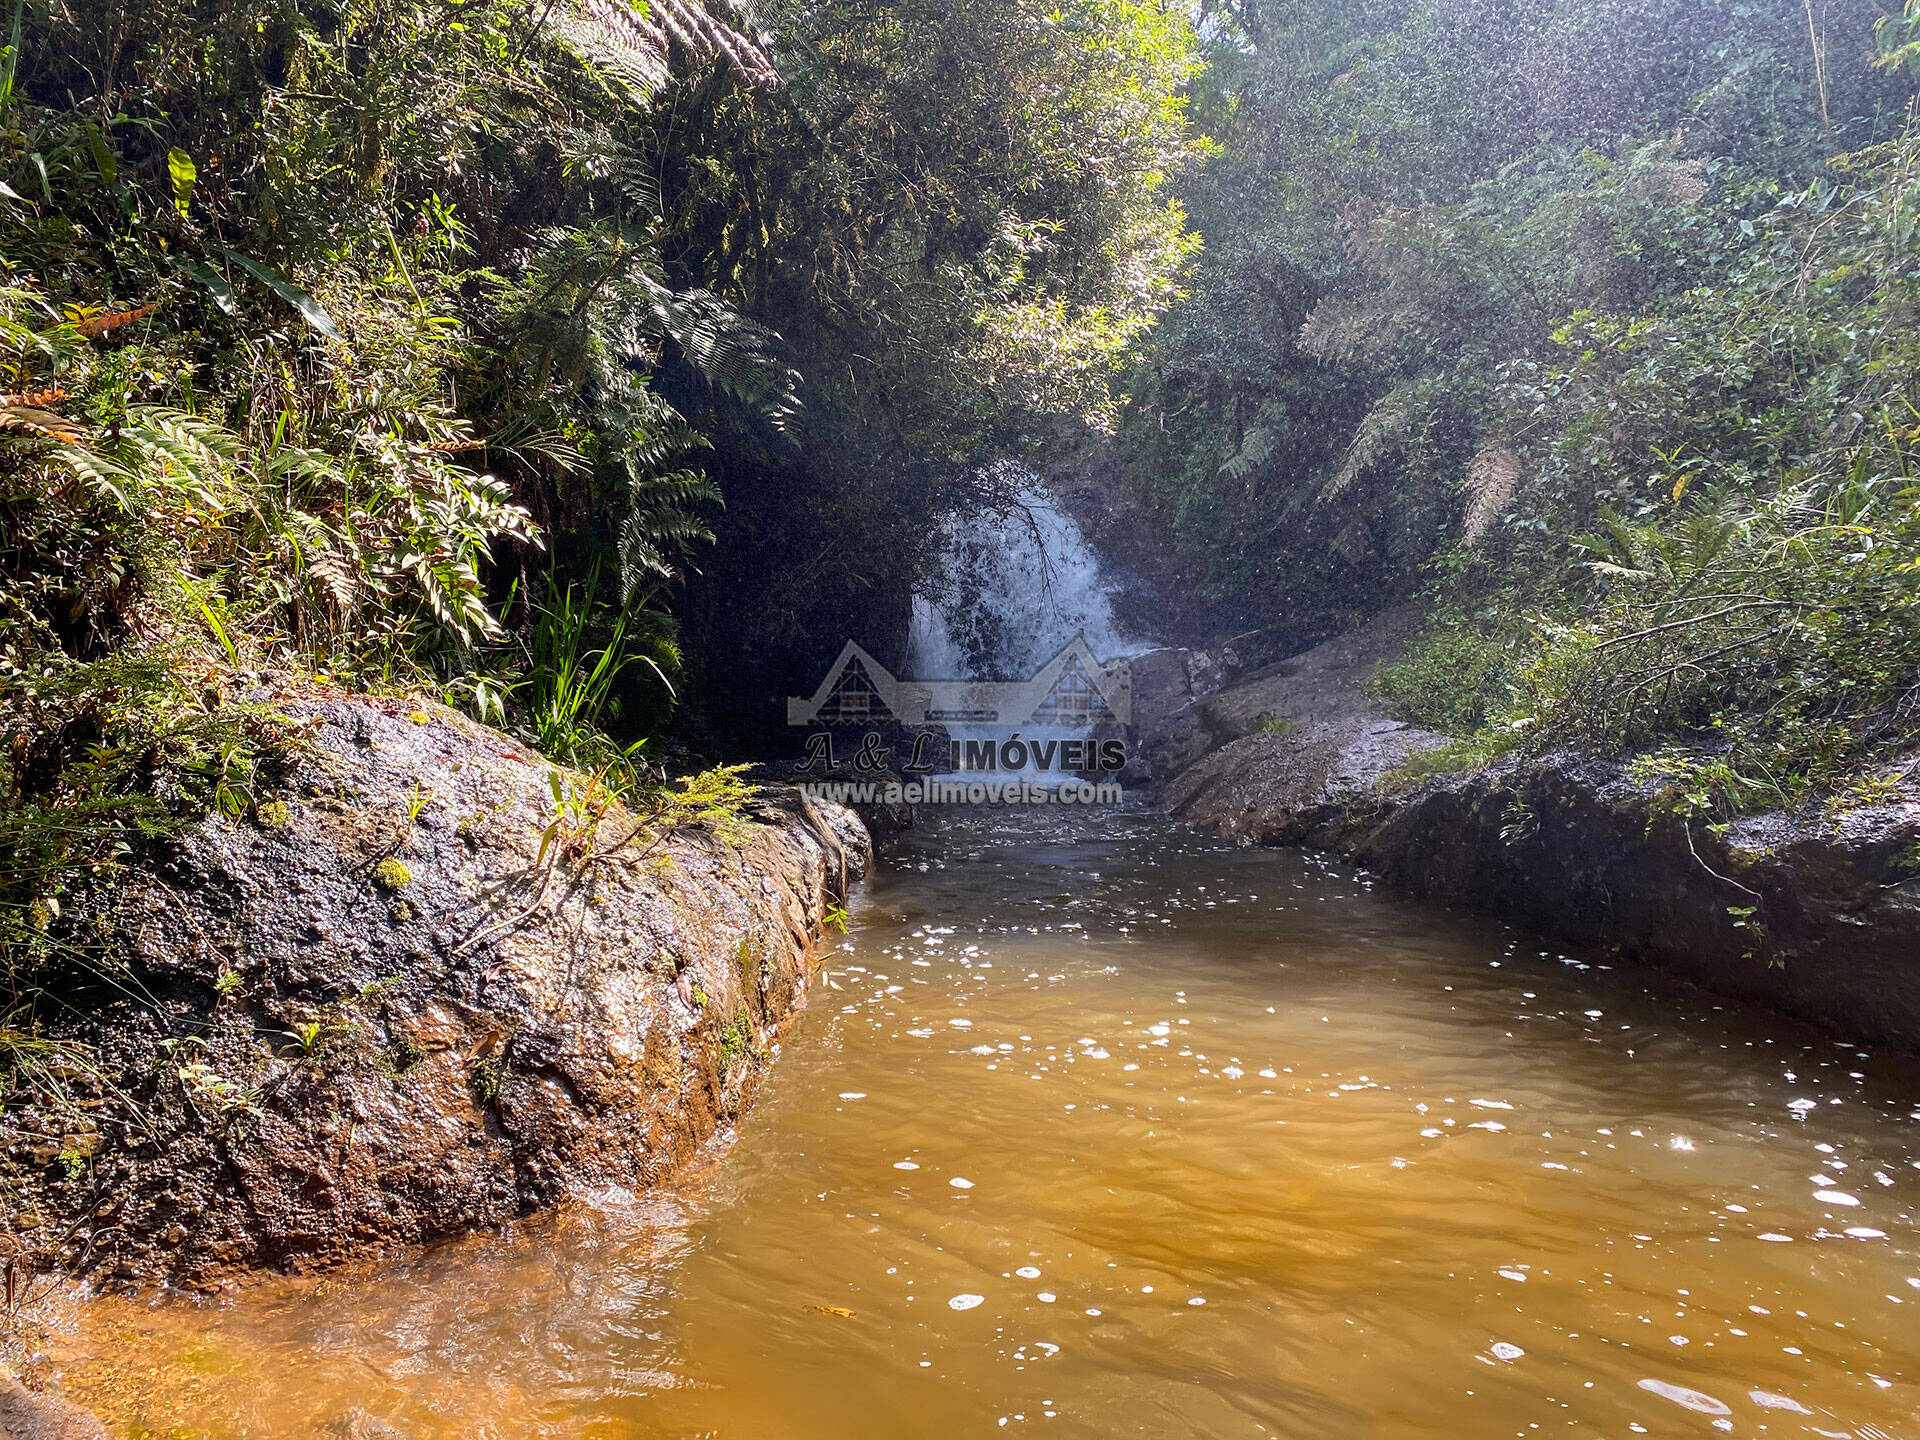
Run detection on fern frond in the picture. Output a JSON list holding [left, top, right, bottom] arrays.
[[1461, 445, 1523, 542], [1323, 383, 1425, 501], [551, 0, 778, 104], [0, 405, 83, 442], [0, 387, 67, 408], [1298, 298, 1363, 363], [634, 276, 802, 430], [1218, 399, 1286, 483], [68, 303, 159, 337]]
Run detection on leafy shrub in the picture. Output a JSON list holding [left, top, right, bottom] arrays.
[[1116, 0, 1916, 633], [0, 0, 810, 985], [1504, 454, 1920, 814], [1372, 622, 1524, 736]]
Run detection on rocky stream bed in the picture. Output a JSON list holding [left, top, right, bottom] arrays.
[[7, 625, 1920, 1434]]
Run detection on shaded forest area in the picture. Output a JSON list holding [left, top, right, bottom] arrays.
[[5, 0, 1920, 983], [0, 0, 1201, 969], [1122, 0, 1920, 818]]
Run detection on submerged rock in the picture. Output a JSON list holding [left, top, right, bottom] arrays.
[[0, 690, 868, 1286]]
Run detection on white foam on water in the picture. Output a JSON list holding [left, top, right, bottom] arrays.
[[1637, 1379, 1730, 1415]]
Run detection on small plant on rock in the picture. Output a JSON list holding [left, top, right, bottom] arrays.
[[373, 857, 414, 893]]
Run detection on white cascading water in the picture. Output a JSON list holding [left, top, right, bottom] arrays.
[[904, 478, 1149, 779], [905, 480, 1145, 681]]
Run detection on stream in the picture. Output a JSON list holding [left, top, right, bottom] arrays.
[[46, 805, 1920, 1439]]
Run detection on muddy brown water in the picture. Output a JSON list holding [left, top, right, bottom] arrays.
[[43, 808, 1920, 1438]]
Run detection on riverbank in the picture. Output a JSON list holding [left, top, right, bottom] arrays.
[[0, 687, 867, 1313], [1139, 614, 1920, 1050]]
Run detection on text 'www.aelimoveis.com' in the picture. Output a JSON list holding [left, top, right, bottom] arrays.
[[801, 778, 1126, 807]]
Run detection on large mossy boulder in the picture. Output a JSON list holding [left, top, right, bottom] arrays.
[[0, 690, 867, 1287]]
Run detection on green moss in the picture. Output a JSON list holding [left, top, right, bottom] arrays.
[[255, 799, 293, 829], [719, 1009, 755, 1070], [470, 1056, 501, 1103], [1378, 733, 1509, 792], [372, 857, 414, 892], [735, 936, 762, 996]]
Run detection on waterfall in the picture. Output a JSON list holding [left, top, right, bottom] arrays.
[[905, 479, 1147, 682], [902, 477, 1150, 781]]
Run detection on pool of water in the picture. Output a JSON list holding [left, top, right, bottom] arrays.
[[45, 808, 1920, 1438]]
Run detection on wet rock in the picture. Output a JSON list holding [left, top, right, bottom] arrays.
[[1122, 644, 1251, 781], [1167, 717, 1447, 842], [1321, 755, 1920, 1050], [1127, 647, 1217, 738], [1141, 607, 1446, 812], [0, 690, 869, 1287], [780, 760, 915, 846], [1156, 616, 1920, 1051], [0, 1378, 111, 1440]]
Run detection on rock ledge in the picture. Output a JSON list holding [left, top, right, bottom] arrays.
[[1138, 618, 1920, 1049], [1, 689, 867, 1288]]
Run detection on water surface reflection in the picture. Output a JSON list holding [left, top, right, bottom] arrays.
[[53, 808, 1920, 1438]]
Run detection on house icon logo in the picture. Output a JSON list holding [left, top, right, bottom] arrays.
[[787, 636, 1132, 728]]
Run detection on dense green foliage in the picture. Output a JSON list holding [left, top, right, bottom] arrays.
[[0, 0, 1204, 971], [1125, 0, 1920, 812], [1126, 0, 1912, 622], [652, 0, 1205, 737], [9, 0, 1920, 997]]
